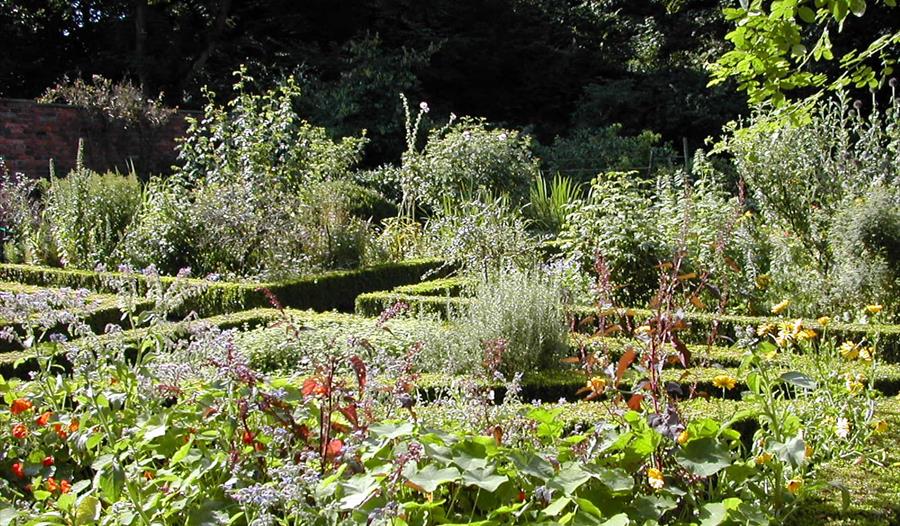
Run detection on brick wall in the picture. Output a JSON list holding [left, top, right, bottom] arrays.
[[0, 98, 194, 178]]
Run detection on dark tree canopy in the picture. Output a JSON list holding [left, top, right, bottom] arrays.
[[0, 0, 754, 162]]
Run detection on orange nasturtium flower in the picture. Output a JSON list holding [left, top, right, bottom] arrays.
[[11, 423, 28, 439], [787, 479, 803, 494], [60, 480, 71, 494], [46, 478, 58, 492], [11, 462, 25, 479], [10, 399, 33, 415], [35, 411, 52, 427]]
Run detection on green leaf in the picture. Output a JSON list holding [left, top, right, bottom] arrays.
[[585, 466, 633, 492], [462, 466, 508, 492], [511, 451, 555, 480], [406, 465, 461, 493], [543, 496, 573, 517], [699, 499, 741, 526], [780, 371, 817, 390], [798, 6, 817, 22], [75, 496, 101, 525], [171, 436, 194, 465], [143, 423, 168, 442], [675, 438, 733, 477], [550, 463, 592, 495], [369, 422, 414, 440], [339, 473, 379, 509], [849, 0, 866, 16], [600, 514, 630, 526]]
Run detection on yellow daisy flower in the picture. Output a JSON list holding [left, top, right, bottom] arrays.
[[712, 375, 737, 390], [771, 299, 790, 315]]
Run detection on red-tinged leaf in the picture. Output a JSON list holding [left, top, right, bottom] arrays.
[[381, 325, 395, 336], [331, 421, 350, 434], [689, 295, 706, 310], [615, 348, 637, 384], [603, 324, 622, 336], [723, 255, 742, 273], [579, 315, 596, 328], [297, 424, 310, 442], [302, 378, 326, 397], [492, 425, 503, 446], [339, 404, 359, 427], [627, 394, 644, 411], [576, 385, 592, 395], [349, 355, 367, 393], [678, 272, 697, 281], [585, 391, 600, 401], [695, 391, 710, 399], [561, 356, 582, 364], [325, 439, 343, 460], [672, 335, 691, 368]]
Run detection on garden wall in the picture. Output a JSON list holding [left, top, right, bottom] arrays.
[[0, 98, 193, 178]]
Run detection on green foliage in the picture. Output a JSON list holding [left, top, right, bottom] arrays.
[[0, 258, 444, 318], [0, 161, 40, 264], [426, 267, 569, 375], [558, 171, 666, 305], [175, 69, 367, 192], [536, 125, 675, 182], [42, 168, 141, 269], [425, 197, 536, 279], [115, 177, 191, 275], [830, 184, 900, 315], [525, 174, 583, 234], [401, 117, 539, 212], [709, 0, 899, 106], [721, 94, 899, 315], [294, 34, 436, 161]]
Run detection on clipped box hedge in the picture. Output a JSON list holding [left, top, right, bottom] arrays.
[[357, 291, 900, 361], [356, 291, 471, 318], [392, 277, 472, 297], [0, 259, 444, 317]]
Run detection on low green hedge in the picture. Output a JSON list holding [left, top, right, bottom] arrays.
[[355, 291, 471, 318], [0, 259, 444, 317], [357, 292, 900, 361], [570, 306, 900, 363], [393, 277, 472, 297]]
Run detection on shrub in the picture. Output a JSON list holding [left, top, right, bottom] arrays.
[[536, 125, 676, 182], [425, 197, 536, 279], [316, 179, 396, 224], [559, 164, 755, 309], [38, 75, 177, 175], [175, 69, 367, 191], [0, 160, 40, 264], [558, 171, 666, 305], [43, 167, 142, 269], [401, 117, 539, 212], [116, 176, 192, 275], [830, 184, 900, 318], [721, 94, 899, 278], [424, 267, 568, 375]]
